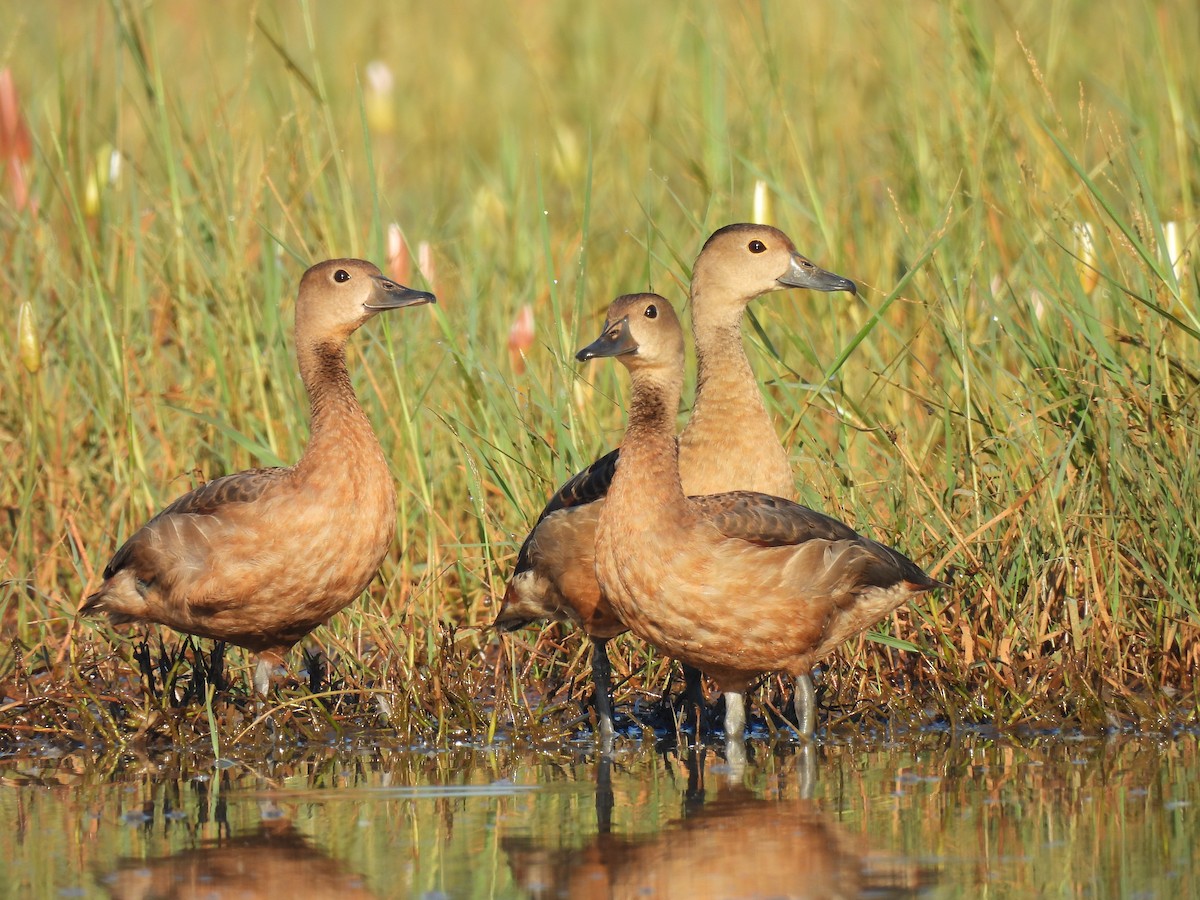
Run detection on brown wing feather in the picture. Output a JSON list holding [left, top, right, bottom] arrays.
[[694, 490, 942, 591], [536, 448, 620, 521], [154, 468, 286, 519], [102, 468, 286, 581], [693, 491, 860, 547], [509, 448, 620, 579]]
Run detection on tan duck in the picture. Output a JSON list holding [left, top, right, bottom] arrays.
[[81, 259, 435, 694], [496, 224, 856, 744], [576, 293, 943, 743]]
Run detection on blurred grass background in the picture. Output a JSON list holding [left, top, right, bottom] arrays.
[[0, 0, 1197, 744]]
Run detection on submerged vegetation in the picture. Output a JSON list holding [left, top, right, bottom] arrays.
[[1, 1, 1197, 751]]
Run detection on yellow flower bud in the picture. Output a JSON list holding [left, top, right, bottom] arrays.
[[1165, 221, 1184, 282], [1073, 222, 1099, 295], [753, 180, 772, 225], [17, 301, 40, 374], [364, 61, 396, 135], [84, 145, 119, 219]]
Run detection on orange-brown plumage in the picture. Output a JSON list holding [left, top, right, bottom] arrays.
[[497, 225, 856, 740], [579, 293, 944, 738], [80, 259, 435, 692]]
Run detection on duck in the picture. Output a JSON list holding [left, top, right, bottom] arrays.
[[576, 293, 944, 743], [80, 259, 435, 694], [496, 224, 857, 745]]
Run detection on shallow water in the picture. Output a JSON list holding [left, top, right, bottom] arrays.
[[1, 732, 1196, 898]]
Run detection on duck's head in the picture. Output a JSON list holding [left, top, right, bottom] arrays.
[[576, 293, 684, 374], [691, 223, 856, 307], [295, 258, 435, 343]]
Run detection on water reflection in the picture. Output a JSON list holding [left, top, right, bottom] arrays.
[[504, 749, 934, 899], [97, 806, 376, 899], [0, 733, 1197, 898]]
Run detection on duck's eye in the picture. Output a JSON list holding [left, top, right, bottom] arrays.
[[748, 240, 766, 253], [644, 304, 658, 319], [334, 269, 351, 283]]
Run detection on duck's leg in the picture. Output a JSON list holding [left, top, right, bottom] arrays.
[[254, 658, 272, 697], [591, 637, 616, 753], [134, 637, 157, 697], [253, 651, 286, 697], [682, 664, 706, 736], [723, 691, 746, 742], [210, 641, 227, 694], [793, 673, 816, 739], [721, 698, 749, 778], [723, 688, 749, 774]]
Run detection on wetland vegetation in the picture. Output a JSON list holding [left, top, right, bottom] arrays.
[[1, 1, 1198, 754]]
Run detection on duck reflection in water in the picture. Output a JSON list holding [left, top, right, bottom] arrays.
[[94, 804, 376, 900], [503, 748, 936, 899]]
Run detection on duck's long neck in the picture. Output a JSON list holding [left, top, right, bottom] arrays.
[[681, 286, 791, 496], [610, 367, 687, 510], [689, 294, 763, 424], [295, 339, 384, 471]]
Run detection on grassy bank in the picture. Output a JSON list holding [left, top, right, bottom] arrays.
[[1, 0, 1197, 749]]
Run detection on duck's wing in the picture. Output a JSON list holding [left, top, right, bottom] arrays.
[[497, 448, 621, 628], [154, 468, 285, 519], [694, 491, 861, 547], [102, 468, 286, 580], [695, 490, 944, 591], [534, 447, 620, 523], [507, 448, 619, 574]]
